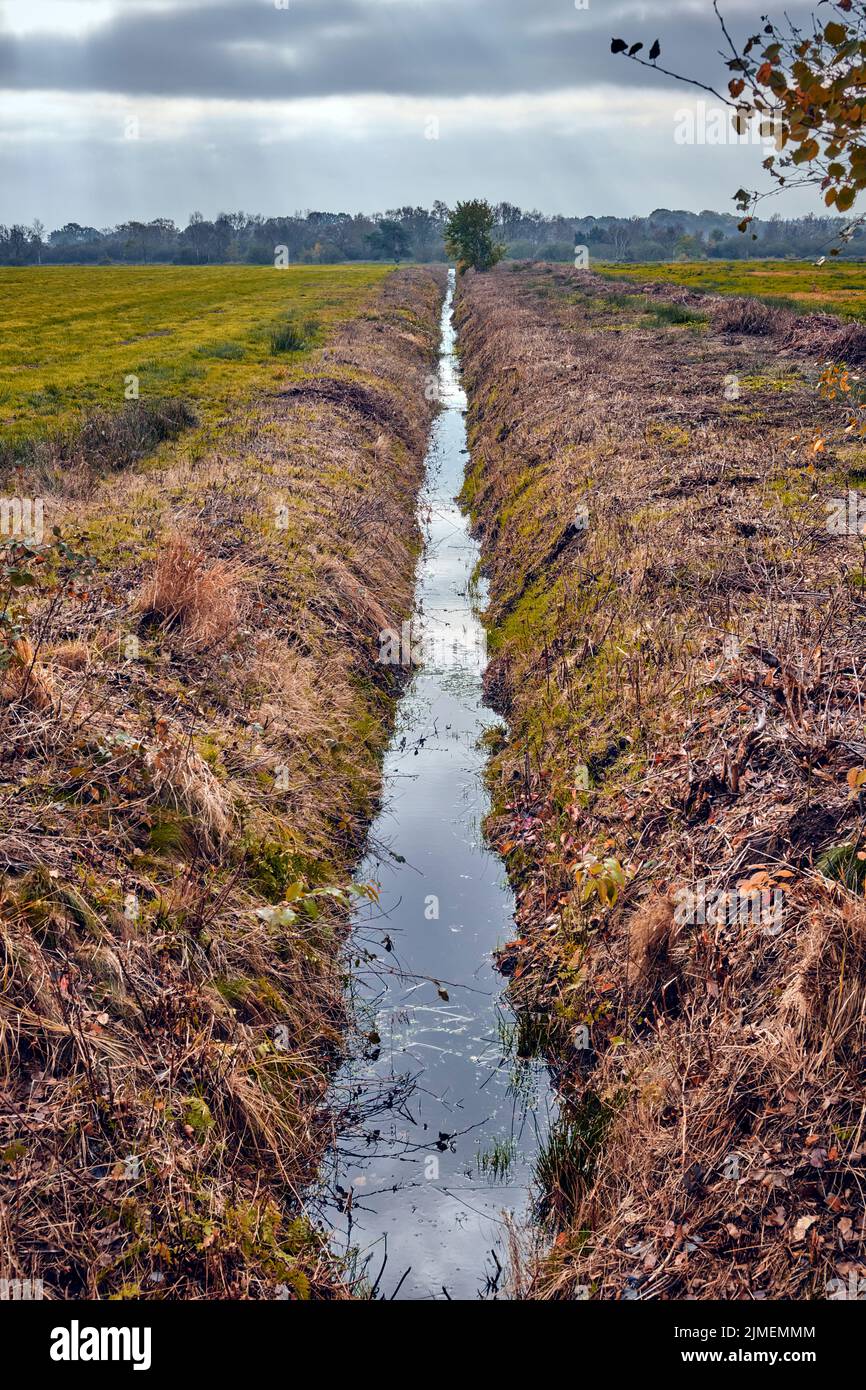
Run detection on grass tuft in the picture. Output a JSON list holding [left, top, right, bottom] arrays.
[[269, 315, 321, 354]]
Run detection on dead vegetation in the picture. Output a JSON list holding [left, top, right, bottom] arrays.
[[457, 262, 866, 1301], [0, 637, 55, 712], [0, 398, 197, 493], [0, 266, 444, 1298], [711, 295, 788, 336], [136, 535, 246, 651], [592, 268, 866, 363]]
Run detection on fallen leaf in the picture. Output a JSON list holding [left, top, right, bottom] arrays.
[[793, 1215, 818, 1241]]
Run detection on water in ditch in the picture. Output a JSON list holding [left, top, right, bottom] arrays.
[[320, 271, 552, 1300]]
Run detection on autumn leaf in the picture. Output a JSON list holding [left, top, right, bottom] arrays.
[[824, 21, 848, 46]]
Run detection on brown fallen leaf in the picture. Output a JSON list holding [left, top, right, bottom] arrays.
[[793, 1215, 818, 1241]]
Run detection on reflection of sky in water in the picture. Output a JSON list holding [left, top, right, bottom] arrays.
[[318, 274, 554, 1301]]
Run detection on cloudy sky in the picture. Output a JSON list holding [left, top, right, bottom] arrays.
[[0, 0, 824, 228]]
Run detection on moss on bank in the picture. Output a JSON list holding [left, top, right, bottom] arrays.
[[0, 267, 446, 1299], [458, 262, 866, 1301]]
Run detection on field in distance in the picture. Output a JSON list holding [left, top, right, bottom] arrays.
[[600, 257, 866, 321], [0, 263, 391, 448]]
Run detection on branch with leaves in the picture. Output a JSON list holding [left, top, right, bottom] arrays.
[[612, 1, 866, 242]]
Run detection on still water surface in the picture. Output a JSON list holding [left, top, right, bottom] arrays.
[[322, 272, 551, 1300]]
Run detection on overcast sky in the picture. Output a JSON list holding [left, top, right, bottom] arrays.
[[0, 0, 825, 228]]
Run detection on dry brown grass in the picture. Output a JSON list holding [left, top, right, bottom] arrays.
[[144, 725, 233, 850], [137, 535, 245, 650], [0, 637, 54, 711], [711, 295, 791, 336], [458, 262, 866, 1301], [786, 314, 866, 364], [48, 639, 90, 672], [0, 266, 445, 1299]]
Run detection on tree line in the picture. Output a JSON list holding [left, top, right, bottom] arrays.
[[2, 203, 863, 266]]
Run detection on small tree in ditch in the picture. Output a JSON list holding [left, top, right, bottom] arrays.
[[444, 200, 505, 273]]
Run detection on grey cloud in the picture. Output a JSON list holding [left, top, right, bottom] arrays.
[[0, 0, 816, 102], [2, 111, 824, 230], [0, 0, 826, 226]]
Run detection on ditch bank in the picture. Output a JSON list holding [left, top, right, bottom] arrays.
[[455, 262, 866, 1300], [0, 266, 445, 1299]]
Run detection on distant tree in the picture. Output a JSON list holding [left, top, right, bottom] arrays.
[[675, 232, 704, 260], [49, 222, 99, 246], [30, 219, 45, 264], [212, 213, 234, 259], [366, 218, 411, 261], [444, 200, 505, 273], [494, 201, 524, 239], [385, 206, 446, 260], [5, 225, 32, 264], [612, 2, 866, 244], [183, 213, 213, 264], [117, 221, 150, 261], [3, 201, 862, 268]]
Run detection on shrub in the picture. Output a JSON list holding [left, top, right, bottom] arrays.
[[0, 397, 196, 478], [786, 317, 866, 364], [269, 315, 320, 354], [712, 296, 789, 336]]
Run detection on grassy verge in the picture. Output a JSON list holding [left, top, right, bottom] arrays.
[[0, 264, 391, 475], [599, 257, 866, 321], [458, 262, 866, 1300], [0, 265, 445, 1299]]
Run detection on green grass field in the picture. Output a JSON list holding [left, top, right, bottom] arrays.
[[0, 263, 391, 446], [599, 258, 866, 321]]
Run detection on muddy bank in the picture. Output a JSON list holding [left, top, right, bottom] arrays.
[[456, 263, 866, 1300], [0, 267, 445, 1299]]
